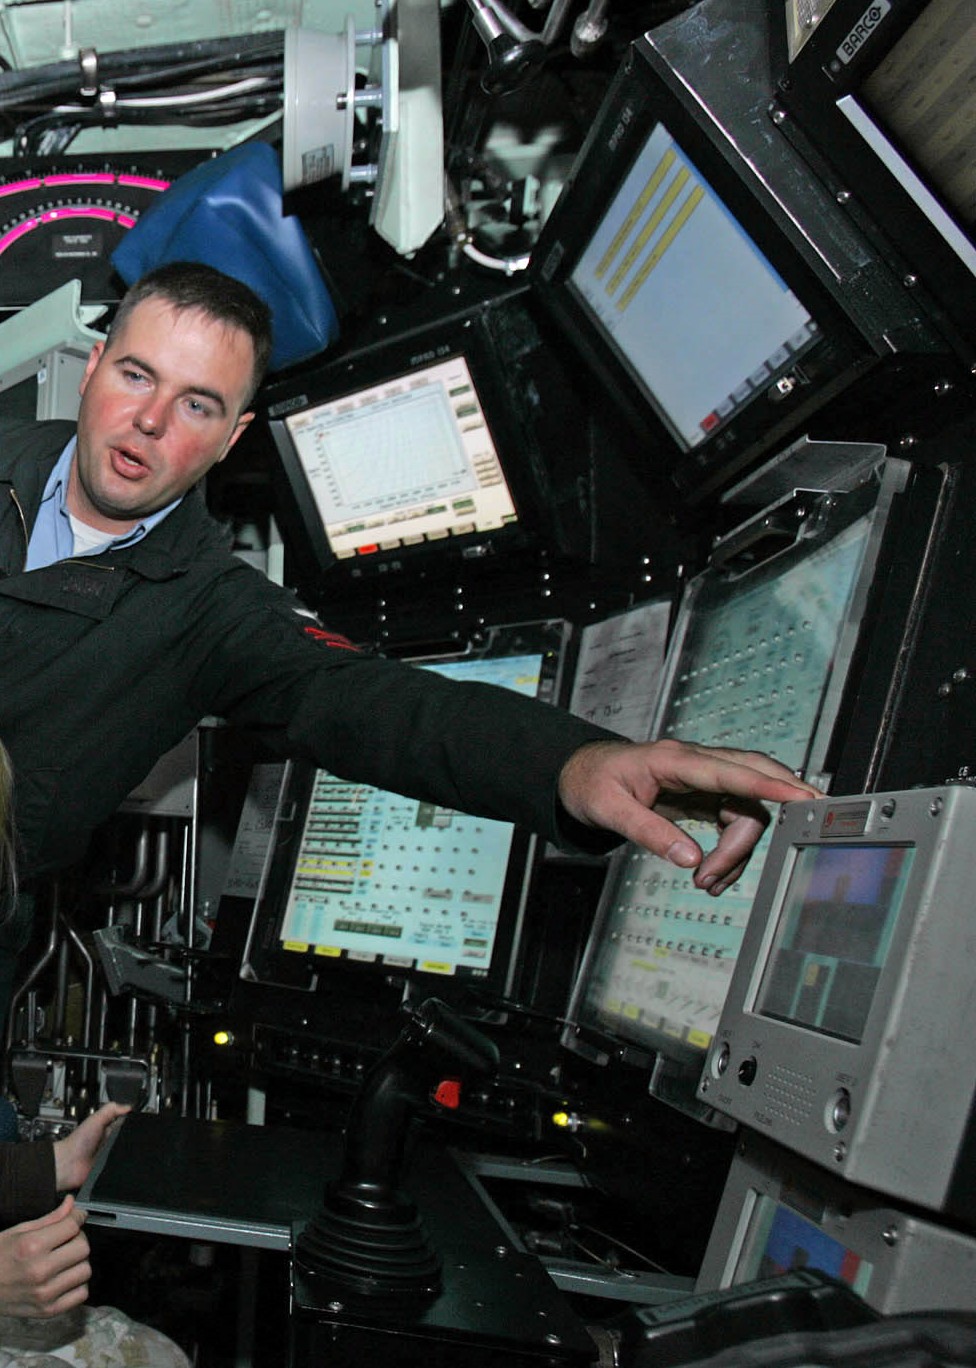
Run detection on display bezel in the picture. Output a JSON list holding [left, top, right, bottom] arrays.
[[694, 784, 976, 1216], [772, 0, 975, 364], [235, 620, 570, 1010], [560, 475, 897, 1117], [262, 304, 548, 589], [275, 352, 518, 562], [530, 40, 881, 501], [562, 119, 822, 458]]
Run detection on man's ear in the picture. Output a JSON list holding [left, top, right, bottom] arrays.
[[216, 410, 254, 463], [78, 341, 105, 396]]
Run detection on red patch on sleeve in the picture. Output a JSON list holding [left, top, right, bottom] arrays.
[[303, 625, 359, 651]]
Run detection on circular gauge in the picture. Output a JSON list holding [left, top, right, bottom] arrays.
[[0, 152, 205, 307]]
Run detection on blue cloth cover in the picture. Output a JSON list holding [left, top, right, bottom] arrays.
[[111, 142, 339, 373]]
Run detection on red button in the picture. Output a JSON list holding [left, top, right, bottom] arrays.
[[433, 1078, 462, 1110]]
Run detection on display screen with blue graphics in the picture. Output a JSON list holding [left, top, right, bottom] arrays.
[[277, 653, 543, 977], [569, 122, 817, 452]]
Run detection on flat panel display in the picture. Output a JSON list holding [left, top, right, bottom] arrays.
[[263, 295, 569, 593], [530, 28, 922, 501], [755, 843, 914, 1042], [276, 651, 540, 977], [568, 121, 819, 454], [741, 1198, 873, 1293], [696, 1131, 976, 1314], [859, 0, 974, 238], [278, 353, 519, 561], [566, 497, 875, 1092], [775, 0, 975, 357], [238, 620, 568, 1003]]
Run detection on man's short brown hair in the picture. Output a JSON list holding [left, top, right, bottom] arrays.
[[109, 261, 274, 407]]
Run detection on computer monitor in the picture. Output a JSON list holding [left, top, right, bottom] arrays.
[[263, 299, 554, 591], [237, 620, 569, 1009], [270, 352, 517, 563], [531, 24, 952, 503], [698, 784, 976, 1220], [562, 467, 904, 1116], [559, 120, 818, 461], [696, 1131, 976, 1316], [773, 0, 975, 362]]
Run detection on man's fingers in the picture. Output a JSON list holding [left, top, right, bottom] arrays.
[[694, 811, 769, 893], [556, 738, 821, 892], [645, 741, 820, 803], [603, 789, 771, 887], [594, 801, 706, 868]]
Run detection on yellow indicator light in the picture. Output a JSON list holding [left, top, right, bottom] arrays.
[[213, 1030, 234, 1047], [550, 1110, 610, 1135]]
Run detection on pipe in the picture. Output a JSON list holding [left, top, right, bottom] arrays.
[[5, 883, 60, 1059]]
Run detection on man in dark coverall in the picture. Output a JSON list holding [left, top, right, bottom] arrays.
[[0, 259, 819, 1322]]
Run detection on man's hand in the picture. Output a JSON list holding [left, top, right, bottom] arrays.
[[558, 738, 822, 894], [53, 1102, 129, 1193], [0, 1195, 91, 1317]]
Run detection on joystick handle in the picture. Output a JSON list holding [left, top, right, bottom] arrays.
[[339, 997, 499, 1193], [294, 998, 499, 1298]]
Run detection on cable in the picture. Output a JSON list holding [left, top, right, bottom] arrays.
[[573, 1221, 667, 1272], [462, 240, 531, 273], [0, 32, 284, 110], [459, 985, 571, 1027], [51, 74, 277, 111], [12, 66, 283, 153], [14, 96, 282, 154], [0, 33, 286, 127]]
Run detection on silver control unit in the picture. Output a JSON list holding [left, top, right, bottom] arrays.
[[698, 785, 976, 1218], [697, 1131, 976, 1314]]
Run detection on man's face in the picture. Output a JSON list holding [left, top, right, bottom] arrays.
[[72, 296, 256, 532]]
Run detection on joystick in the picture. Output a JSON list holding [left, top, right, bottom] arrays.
[[294, 998, 499, 1299]]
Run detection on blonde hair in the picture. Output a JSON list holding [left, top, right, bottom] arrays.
[[0, 741, 14, 898]]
